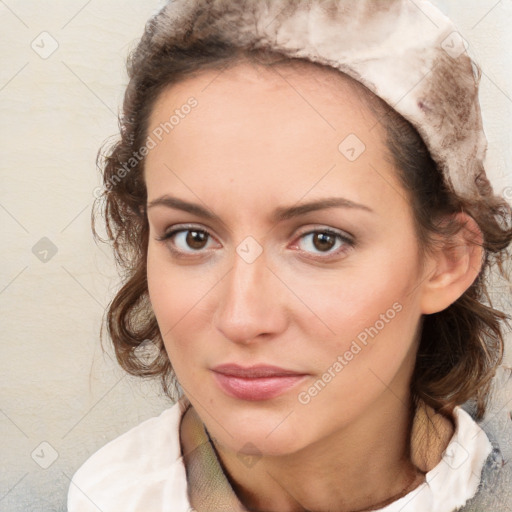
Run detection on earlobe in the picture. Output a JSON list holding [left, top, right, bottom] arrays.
[[420, 213, 484, 315]]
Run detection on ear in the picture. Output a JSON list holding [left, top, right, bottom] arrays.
[[420, 213, 484, 315]]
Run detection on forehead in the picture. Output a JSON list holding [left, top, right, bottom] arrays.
[[149, 58, 376, 127], [143, 59, 407, 220], [146, 58, 387, 166]]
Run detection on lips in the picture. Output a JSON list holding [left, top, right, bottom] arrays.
[[211, 364, 308, 401]]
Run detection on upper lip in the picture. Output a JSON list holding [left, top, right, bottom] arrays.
[[211, 364, 306, 378]]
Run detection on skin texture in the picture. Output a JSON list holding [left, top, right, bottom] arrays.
[[144, 60, 483, 511]]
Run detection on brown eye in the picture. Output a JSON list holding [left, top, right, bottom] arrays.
[[312, 232, 336, 252], [185, 230, 209, 250], [157, 227, 214, 254], [296, 229, 354, 259]]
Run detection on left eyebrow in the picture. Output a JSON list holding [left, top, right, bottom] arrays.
[[146, 195, 374, 223], [271, 197, 374, 222]]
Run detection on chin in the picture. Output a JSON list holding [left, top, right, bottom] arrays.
[[222, 430, 304, 458], [205, 404, 309, 457]]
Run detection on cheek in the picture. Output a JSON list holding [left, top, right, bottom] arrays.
[[294, 245, 420, 339], [146, 245, 221, 369], [146, 248, 193, 352], [294, 278, 421, 425], [146, 243, 208, 325], [293, 246, 423, 387]]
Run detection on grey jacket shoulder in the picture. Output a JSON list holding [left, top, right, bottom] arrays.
[[457, 381, 512, 511]]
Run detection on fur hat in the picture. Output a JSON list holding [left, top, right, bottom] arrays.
[[146, 0, 491, 201]]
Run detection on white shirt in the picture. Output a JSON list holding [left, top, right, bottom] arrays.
[[67, 400, 492, 512]]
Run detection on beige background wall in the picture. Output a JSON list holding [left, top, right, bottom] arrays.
[[1, 1, 510, 510]]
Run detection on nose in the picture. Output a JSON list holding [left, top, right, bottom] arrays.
[[213, 247, 288, 345]]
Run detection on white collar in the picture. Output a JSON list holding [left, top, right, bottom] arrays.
[[67, 401, 492, 512]]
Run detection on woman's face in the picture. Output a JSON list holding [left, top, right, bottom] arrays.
[[145, 60, 432, 456]]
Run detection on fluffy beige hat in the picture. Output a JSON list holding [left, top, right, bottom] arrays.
[[147, 0, 490, 201]]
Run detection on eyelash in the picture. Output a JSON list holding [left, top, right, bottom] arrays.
[[155, 224, 355, 261]]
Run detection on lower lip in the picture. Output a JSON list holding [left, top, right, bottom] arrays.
[[212, 372, 307, 401]]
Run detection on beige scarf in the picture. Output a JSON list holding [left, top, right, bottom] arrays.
[[179, 399, 455, 511]]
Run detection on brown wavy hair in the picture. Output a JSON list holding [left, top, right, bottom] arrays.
[[91, 20, 512, 421]]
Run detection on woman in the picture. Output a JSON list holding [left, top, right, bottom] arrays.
[[67, 0, 512, 510]]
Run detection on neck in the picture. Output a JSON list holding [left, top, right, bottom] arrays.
[[213, 390, 425, 512]]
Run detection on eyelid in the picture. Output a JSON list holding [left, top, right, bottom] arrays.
[[157, 223, 214, 241], [156, 223, 355, 259], [157, 223, 354, 241], [293, 224, 354, 243]]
